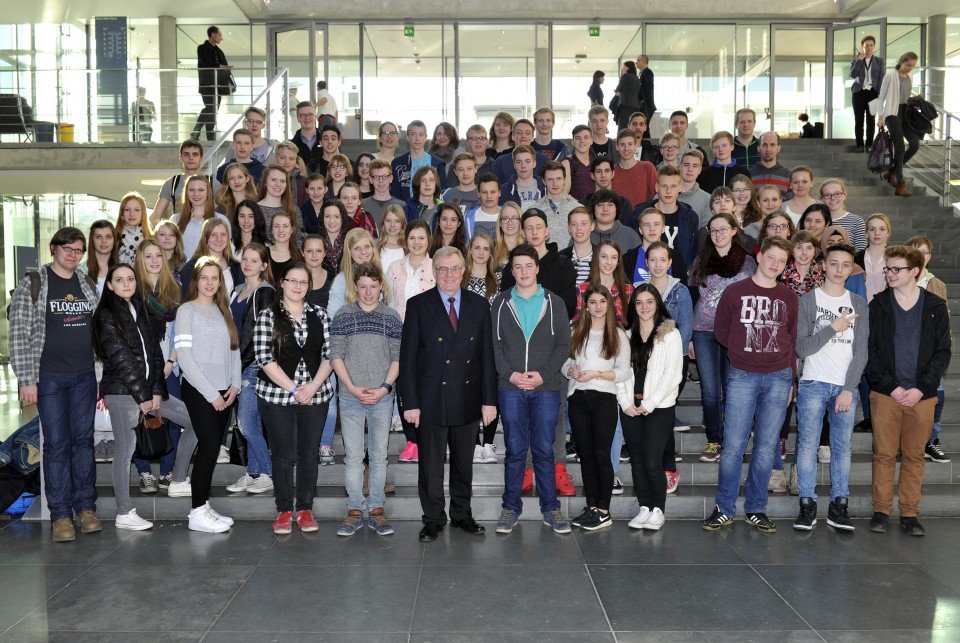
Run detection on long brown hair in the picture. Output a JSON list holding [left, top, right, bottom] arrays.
[[429, 203, 467, 257], [153, 220, 185, 272], [178, 175, 216, 234], [729, 174, 763, 228], [257, 164, 297, 216], [184, 255, 239, 350], [587, 241, 628, 300], [269, 211, 303, 261], [86, 220, 119, 280], [691, 213, 748, 285], [115, 192, 153, 239], [135, 239, 181, 311], [463, 230, 498, 299], [216, 163, 258, 221], [569, 284, 621, 360], [191, 218, 237, 264]]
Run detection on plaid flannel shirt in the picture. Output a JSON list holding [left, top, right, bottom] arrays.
[[254, 301, 334, 405]]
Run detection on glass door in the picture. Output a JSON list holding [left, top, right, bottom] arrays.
[[827, 20, 886, 139], [772, 26, 827, 138], [267, 23, 327, 138]]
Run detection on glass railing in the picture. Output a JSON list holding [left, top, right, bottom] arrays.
[[0, 65, 295, 145]]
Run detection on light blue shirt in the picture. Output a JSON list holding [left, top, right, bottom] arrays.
[[437, 286, 461, 320]]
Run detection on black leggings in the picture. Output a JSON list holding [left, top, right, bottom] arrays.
[[886, 103, 921, 183], [478, 417, 500, 445], [569, 389, 619, 511], [181, 379, 233, 509], [622, 405, 675, 511], [259, 399, 328, 513]]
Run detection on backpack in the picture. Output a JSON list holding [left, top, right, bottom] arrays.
[[867, 127, 893, 174]]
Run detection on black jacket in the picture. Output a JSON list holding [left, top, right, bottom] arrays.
[[499, 243, 578, 319], [866, 288, 951, 399], [292, 128, 325, 173], [96, 297, 167, 404], [197, 41, 230, 95], [232, 282, 277, 369]]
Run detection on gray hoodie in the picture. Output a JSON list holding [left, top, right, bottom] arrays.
[[491, 288, 571, 391]]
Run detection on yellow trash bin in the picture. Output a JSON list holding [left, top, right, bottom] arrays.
[[59, 123, 74, 143]]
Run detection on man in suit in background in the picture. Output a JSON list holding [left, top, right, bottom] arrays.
[[399, 247, 498, 543], [850, 35, 883, 152], [192, 26, 232, 142], [636, 55, 657, 139]]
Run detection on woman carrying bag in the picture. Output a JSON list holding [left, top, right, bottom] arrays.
[[93, 264, 196, 531], [876, 51, 920, 197]]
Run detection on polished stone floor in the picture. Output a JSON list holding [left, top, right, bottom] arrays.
[[2, 516, 960, 641]]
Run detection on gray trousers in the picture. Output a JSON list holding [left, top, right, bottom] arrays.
[[106, 394, 196, 515]]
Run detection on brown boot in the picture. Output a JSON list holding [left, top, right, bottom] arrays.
[[895, 181, 912, 197], [888, 171, 898, 187], [52, 518, 76, 542], [75, 510, 102, 534]]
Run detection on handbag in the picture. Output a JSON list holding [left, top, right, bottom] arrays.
[[867, 127, 892, 173], [134, 413, 173, 460], [228, 423, 248, 467]]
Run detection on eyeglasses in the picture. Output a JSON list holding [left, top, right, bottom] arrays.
[[766, 223, 790, 231], [661, 145, 679, 152], [58, 245, 85, 255], [500, 216, 520, 224], [709, 227, 732, 236], [822, 192, 845, 199], [370, 174, 391, 181], [244, 118, 265, 125], [435, 266, 464, 276], [380, 130, 399, 136], [467, 136, 487, 142], [284, 278, 309, 287], [731, 188, 751, 194], [330, 165, 347, 171], [297, 113, 316, 119], [882, 266, 910, 275]]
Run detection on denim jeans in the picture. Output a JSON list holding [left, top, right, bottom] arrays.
[[500, 388, 561, 514], [610, 416, 623, 475], [795, 380, 858, 501], [134, 372, 183, 477], [692, 330, 728, 444], [320, 375, 338, 448], [715, 365, 792, 517], [37, 370, 98, 520], [236, 364, 272, 477], [930, 381, 945, 445], [339, 392, 394, 511]]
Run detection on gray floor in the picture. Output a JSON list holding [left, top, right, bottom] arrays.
[[2, 516, 960, 641]]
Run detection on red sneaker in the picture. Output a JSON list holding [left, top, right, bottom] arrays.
[[665, 469, 680, 494], [555, 462, 575, 496], [522, 468, 534, 492], [272, 511, 294, 535], [296, 510, 319, 532], [398, 442, 418, 462]]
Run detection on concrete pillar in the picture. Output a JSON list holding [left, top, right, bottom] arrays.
[[536, 46, 550, 109], [158, 15, 179, 141], [926, 15, 946, 108]]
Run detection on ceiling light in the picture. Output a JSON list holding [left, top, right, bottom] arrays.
[[140, 179, 166, 187]]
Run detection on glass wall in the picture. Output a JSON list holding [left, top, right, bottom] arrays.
[[773, 27, 827, 136]]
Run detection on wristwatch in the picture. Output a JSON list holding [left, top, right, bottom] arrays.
[[382, 382, 393, 393]]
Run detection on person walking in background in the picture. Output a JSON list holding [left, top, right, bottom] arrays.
[[877, 52, 920, 197], [192, 26, 233, 142], [849, 35, 883, 153], [132, 86, 156, 143], [636, 55, 656, 138], [315, 80, 338, 129], [588, 70, 605, 107]]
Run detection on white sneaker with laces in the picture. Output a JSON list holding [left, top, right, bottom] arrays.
[[319, 445, 335, 465], [481, 443, 497, 463], [248, 474, 274, 494], [473, 444, 484, 463], [217, 445, 230, 464], [226, 474, 255, 493], [115, 508, 153, 531], [390, 415, 403, 432], [204, 502, 234, 526], [629, 507, 651, 529], [188, 504, 230, 533], [167, 479, 192, 497], [817, 445, 831, 463], [643, 507, 665, 531]]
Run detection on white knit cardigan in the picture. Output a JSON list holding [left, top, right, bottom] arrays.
[[616, 319, 684, 413]]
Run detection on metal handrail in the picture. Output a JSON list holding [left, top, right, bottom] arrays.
[[909, 101, 958, 208]]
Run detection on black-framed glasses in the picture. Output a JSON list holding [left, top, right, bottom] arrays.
[[244, 118, 265, 125], [766, 223, 790, 232], [284, 278, 309, 287], [58, 245, 85, 255], [882, 266, 910, 275]]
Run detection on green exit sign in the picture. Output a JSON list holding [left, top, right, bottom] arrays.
[[404, 25, 415, 37], [589, 25, 600, 37]]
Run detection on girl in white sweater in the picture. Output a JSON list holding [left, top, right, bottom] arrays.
[[562, 284, 631, 531], [618, 283, 684, 531]]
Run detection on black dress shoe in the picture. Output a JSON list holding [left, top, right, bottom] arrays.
[[451, 517, 486, 535], [900, 516, 926, 536], [419, 524, 441, 542]]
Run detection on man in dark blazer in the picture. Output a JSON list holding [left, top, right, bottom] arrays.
[[849, 35, 883, 152], [192, 26, 232, 142], [636, 55, 657, 139], [399, 246, 498, 542]]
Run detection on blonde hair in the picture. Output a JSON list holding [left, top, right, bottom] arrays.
[[184, 256, 239, 350], [215, 163, 259, 221], [178, 176, 216, 234], [116, 192, 152, 240], [135, 239, 180, 311], [153, 220, 185, 271], [376, 204, 407, 254], [494, 201, 524, 267], [341, 228, 391, 304], [275, 140, 308, 175], [191, 218, 236, 265]]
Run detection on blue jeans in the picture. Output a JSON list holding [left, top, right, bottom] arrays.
[[692, 330, 728, 444], [37, 370, 98, 520], [795, 380, 857, 501], [320, 375, 338, 448], [715, 366, 792, 517], [134, 372, 183, 477], [500, 389, 561, 514], [610, 416, 623, 473], [339, 392, 394, 511], [930, 381, 945, 445], [236, 364, 272, 477]]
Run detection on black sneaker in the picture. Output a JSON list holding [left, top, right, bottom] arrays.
[[900, 516, 926, 536], [745, 512, 777, 533], [827, 497, 855, 531], [703, 505, 733, 531], [925, 439, 951, 463], [620, 445, 630, 462], [869, 511, 889, 533], [612, 477, 624, 495], [854, 418, 873, 433], [565, 441, 580, 463], [570, 506, 592, 528], [688, 361, 700, 382], [793, 498, 817, 531], [580, 509, 612, 531]]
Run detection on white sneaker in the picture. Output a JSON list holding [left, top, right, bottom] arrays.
[[481, 443, 497, 463], [226, 474, 255, 493], [629, 507, 651, 529], [673, 419, 691, 432], [817, 445, 831, 463], [319, 445, 335, 465], [390, 415, 403, 432], [188, 504, 230, 533], [167, 479, 192, 497], [115, 508, 153, 531], [204, 502, 234, 526], [473, 444, 484, 463], [217, 445, 230, 464], [643, 507, 665, 531], [248, 474, 274, 494]]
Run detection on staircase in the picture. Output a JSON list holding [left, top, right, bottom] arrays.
[[33, 137, 960, 524]]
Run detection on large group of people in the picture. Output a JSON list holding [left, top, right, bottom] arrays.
[[10, 59, 950, 542]]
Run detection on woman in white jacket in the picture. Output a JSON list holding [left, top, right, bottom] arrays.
[[618, 283, 684, 531], [876, 51, 919, 197]]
